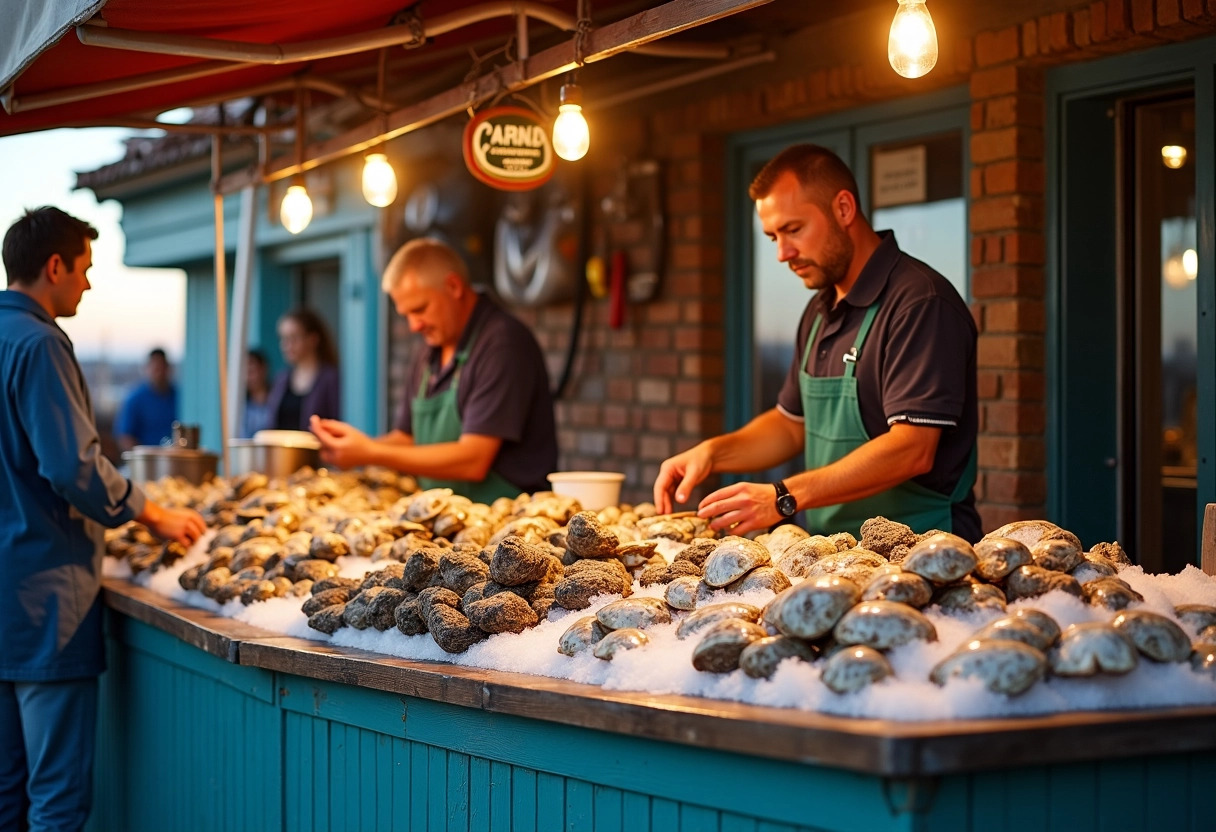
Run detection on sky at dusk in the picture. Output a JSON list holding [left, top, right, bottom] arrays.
[[0, 127, 186, 362]]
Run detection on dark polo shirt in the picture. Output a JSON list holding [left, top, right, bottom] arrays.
[[776, 231, 981, 542], [395, 293, 557, 493]]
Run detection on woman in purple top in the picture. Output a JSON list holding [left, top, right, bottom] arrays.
[[264, 308, 341, 431]]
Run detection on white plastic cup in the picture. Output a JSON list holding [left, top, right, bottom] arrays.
[[546, 471, 625, 511]]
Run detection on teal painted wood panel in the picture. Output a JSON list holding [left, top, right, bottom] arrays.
[[94, 614, 1216, 832]]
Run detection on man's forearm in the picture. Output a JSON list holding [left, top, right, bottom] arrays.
[[368, 437, 497, 481], [703, 408, 804, 474], [786, 424, 939, 509]]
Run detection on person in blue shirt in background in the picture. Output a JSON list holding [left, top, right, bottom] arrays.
[[115, 346, 177, 450], [0, 207, 206, 832]]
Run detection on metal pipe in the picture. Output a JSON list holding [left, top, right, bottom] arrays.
[[60, 117, 274, 135], [4, 60, 244, 114], [216, 0, 773, 191], [211, 134, 231, 477], [596, 49, 776, 110]]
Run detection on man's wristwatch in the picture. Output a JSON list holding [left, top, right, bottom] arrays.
[[772, 480, 798, 518]]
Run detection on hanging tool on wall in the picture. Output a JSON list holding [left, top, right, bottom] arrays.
[[609, 248, 628, 329]]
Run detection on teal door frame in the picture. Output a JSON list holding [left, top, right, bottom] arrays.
[[723, 86, 971, 438], [1046, 37, 1216, 559]]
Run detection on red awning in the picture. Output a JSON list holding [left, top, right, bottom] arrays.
[[0, 0, 549, 136]]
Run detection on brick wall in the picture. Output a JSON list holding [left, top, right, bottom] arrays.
[[385, 1, 1216, 525]]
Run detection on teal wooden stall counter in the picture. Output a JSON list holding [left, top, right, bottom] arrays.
[[90, 580, 1216, 832]]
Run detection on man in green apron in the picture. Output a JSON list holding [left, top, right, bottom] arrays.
[[653, 144, 980, 542], [311, 238, 557, 503]]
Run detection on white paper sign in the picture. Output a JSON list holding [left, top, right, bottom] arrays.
[[872, 145, 927, 208]]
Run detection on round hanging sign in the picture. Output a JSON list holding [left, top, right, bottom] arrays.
[[462, 106, 556, 191]]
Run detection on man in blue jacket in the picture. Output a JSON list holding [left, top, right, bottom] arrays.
[[0, 207, 206, 832]]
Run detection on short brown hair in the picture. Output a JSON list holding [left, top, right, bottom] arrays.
[[748, 144, 861, 212], [382, 237, 470, 292], [3, 206, 98, 286]]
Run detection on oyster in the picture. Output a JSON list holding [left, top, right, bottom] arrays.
[[1111, 610, 1190, 663], [405, 488, 453, 523], [821, 646, 894, 694], [465, 592, 539, 634], [1050, 623, 1138, 676], [773, 535, 838, 578], [663, 575, 706, 611], [557, 616, 609, 656], [593, 628, 649, 660], [691, 618, 768, 673], [859, 516, 920, 560], [930, 639, 1046, 695], [1010, 607, 1062, 644], [676, 602, 762, 640], [1030, 537, 1084, 573], [596, 597, 671, 631], [861, 568, 933, 608], [834, 601, 937, 650], [1081, 576, 1143, 611], [972, 537, 1032, 582], [972, 616, 1054, 652], [489, 536, 552, 585], [804, 548, 887, 585], [933, 581, 1006, 614], [900, 533, 977, 584], [738, 635, 817, 680], [1190, 643, 1216, 678], [1174, 604, 1216, 634], [703, 536, 772, 588], [724, 566, 792, 596], [764, 575, 861, 640], [565, 511, 621, 559], [759, 524, 810, 558], [1004, 565, 1082, 601]]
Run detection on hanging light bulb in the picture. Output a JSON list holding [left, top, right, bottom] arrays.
[[1161, 145, 1187, 169], [280, 179, 313, 234], [1183, 248, 1198, 280], [553, 83, 590, 162], [888, 0, 939, 79], [362, 151, 398, 207]]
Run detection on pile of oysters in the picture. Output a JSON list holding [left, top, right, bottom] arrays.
[[557, 516, 1216, 696]]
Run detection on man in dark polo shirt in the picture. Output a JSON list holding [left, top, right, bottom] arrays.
[[654, 144, 980, 541], [310, 237, 556, 502]]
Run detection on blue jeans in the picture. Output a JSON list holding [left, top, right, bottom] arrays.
[[0, 678, 98, 832]]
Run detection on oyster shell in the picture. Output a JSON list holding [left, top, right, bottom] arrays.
[[565, 511, 621, 559], [557, 616, 609, 656], [1030, 537, 1084, 573], [773, 535, 838, 578], [691, 618, 768, 673], [1082, 576, 1143, 611], [803, 548, 887, 585], [972, 537, 1032, 582], [738, 635, 817, 680], [930, 639, 1046, 695], [1111, 610, 1190, 663], [703, 536, 772, 588], [596, 597, 671, 631], [933, 581, 1006, 614], [821, 646, 894, 694], [593, 627, 649, 660], [1174, 604, 1216, 633], [764, 575, 861, 640], [900, 533, 977, 584], [1010, 607, 1061, 644], [664, 575, 706, 611], [1004, 565, 1082, 601], [834, 601, 937, 650], [861, 569, 933, 608], [676, 602, 763, 640], [972, 617, 1054, 652], [724, 565, 792, 596], [1050, 623, 1138, 676]]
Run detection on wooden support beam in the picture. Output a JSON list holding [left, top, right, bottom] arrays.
[[218, 0, 772, 194]]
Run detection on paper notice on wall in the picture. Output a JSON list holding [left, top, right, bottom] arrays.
[[872, 145, 927, 208]]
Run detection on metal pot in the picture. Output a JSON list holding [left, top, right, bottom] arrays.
[[123, 446, 218, 485], [226, 439, 321, 479]]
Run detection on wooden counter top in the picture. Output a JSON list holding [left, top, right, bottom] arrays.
[[103, 578, 1216, 777]]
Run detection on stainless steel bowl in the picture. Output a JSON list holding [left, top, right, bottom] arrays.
[[123, 446, 218, 485], [225, 439, 321, 479]]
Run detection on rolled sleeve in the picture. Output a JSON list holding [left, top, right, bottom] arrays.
[[20, 337, 141, 527], [880, 297, 971, 426]]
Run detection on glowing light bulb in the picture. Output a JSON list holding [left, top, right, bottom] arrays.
[[362, 152, 398, 207], [1183, 248, 1198, 280], [888, 0, 939, 79], [553, 84, 590, 161], [1161, 145, 1187, 169], [280, 183, 313, 234]]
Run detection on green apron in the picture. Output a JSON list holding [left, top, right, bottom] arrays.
[[800, 301, 976, 539], [411, 321, 521, 504]]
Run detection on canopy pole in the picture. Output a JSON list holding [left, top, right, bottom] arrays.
[[211, 125, 231, 477], [225, 127, 263, 447]]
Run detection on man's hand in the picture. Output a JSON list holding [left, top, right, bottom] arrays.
[[652, 442, 715, 514], [310, 415, 373, 468], [139, 502, 206, 547], [696, 481, 783, 535]]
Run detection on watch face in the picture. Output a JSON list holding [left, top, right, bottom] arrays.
[[777, 494, 798, 517]]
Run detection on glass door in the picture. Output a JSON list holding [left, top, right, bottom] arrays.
[[1124, 92, 1198, 571]]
